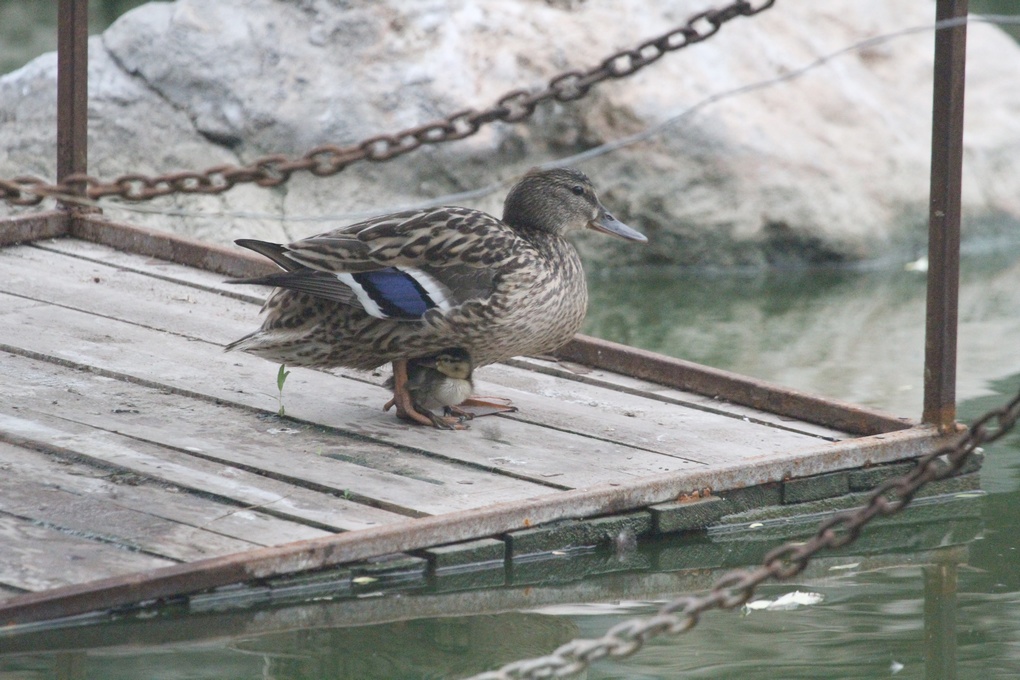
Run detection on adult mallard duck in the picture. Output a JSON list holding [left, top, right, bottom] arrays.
[[225, 167, 646, 426]]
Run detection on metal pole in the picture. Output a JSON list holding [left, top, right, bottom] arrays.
[[57, 0, 89, 209], [923, 0, 968, 432]]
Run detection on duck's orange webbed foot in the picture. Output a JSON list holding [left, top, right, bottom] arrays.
[[383, 359, 437, 428], [449, 396, 518, 419]]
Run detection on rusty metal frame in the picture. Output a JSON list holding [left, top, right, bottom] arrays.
[[0, 211, 68, 246], [923, 0, 968, 432], [554, 338, 912, 435], [56, 0, 89, 200], [0, 0, 970, 626]]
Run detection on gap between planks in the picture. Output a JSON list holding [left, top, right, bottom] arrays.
[[0, 441, 334, 546]]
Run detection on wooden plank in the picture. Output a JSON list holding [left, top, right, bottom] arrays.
[[0, 407, 415, 533], [0, 352, 560, 517], [1, 404, 555, 520], [1, 244, 834, 466], [25, 233, 908, 435], [25, 239, 853, 437], [0, 442, 332, 548], [23, 238, 904, 436], [503, 356, 854, 441], [0, 513, 175, 593], [482, 362, 847, 456], [0, 457, 262, 562], [0, 241, 265, 346], [31, 237, 270, 303], [0, 294, 704, 487]]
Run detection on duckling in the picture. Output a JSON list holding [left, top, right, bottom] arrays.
[[383, 348, 476, 429], [225, 166, 646, 426]]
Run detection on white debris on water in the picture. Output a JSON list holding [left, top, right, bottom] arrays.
[[743, 590, 824, 613]]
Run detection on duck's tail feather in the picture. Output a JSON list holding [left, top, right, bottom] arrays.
[[234, 239, 300, 271]]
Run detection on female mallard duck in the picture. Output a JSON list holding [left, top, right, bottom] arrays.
[[225, 167, 646, 426]]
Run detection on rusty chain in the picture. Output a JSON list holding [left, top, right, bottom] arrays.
[[465, 386, 1020, 680], [0, 0, 775, 207]]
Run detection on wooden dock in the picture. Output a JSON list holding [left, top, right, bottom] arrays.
[[0, 212, 957, 628]]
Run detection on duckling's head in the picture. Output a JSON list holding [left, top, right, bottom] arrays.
[[502, 167, 646, 243], [427, 348, 474, 381]]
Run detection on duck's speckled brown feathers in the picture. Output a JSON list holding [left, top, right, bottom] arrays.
[[225, 167, 644, 371]]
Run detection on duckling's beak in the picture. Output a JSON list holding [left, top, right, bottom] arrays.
[[589, 209, 647, 243]]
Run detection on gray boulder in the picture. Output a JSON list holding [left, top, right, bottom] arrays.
[[2, 0, 1019, 266]]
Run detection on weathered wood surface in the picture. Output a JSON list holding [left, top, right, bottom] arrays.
[[0, 237, 940, 617], [0, 513, 176, 595], [0, 442, 335, 545]]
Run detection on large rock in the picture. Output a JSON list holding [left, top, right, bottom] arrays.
[[2, 0, 1019, 266]]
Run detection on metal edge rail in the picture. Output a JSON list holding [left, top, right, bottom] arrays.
[[0, 212, 69, 246], [555, 337, 915, 437]]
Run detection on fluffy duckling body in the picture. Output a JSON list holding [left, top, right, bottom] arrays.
[[384, 348, 475, 429]]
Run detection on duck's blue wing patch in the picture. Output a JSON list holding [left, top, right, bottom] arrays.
[[352, 269, 431, 319], [339, 267, 455, 320], [228, 263, 463, 320]]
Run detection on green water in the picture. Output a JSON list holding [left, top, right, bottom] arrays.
[[0, 0, 147, 75]]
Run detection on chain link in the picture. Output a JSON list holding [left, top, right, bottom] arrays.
[[0, 0, 775, 207], [465, 387, 1020, 680]]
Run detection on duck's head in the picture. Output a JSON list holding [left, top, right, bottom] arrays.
[[418, 348, 474, 381], [502, 167, 647, 243]]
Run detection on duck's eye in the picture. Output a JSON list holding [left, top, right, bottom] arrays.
[[571, 185, 585, 196]]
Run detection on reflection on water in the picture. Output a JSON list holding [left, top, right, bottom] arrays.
[[0, 611, 579, 679], [234, 614, 575, 680]]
